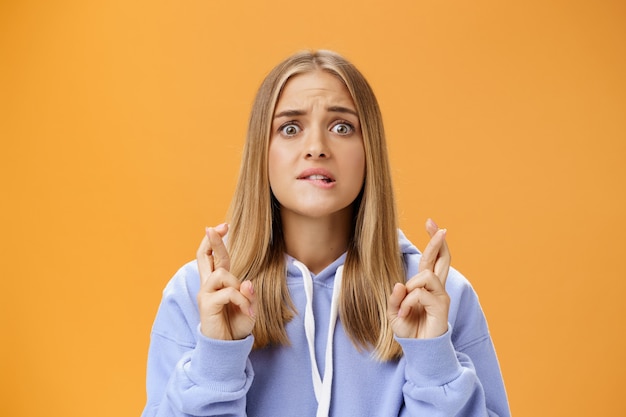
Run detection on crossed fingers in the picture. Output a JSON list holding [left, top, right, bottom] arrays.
[[387, 218, 451, 339], [197, 223, 230, 285], [195, 224, 256, 340], [418, 218, 451, 285]]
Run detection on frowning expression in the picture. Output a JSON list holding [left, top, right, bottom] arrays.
[[268, 70, 366, 221]]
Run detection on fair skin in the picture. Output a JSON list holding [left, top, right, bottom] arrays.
[[196, 70, 451, 341], [268, 70, 365, 273], [388, 218, 451, 339]]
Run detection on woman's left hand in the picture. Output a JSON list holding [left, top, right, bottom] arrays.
[[387, 218, 451, 339]]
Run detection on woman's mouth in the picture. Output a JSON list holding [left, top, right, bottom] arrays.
[[301, 174, 334, 183]]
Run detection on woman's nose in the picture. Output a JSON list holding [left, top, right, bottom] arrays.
[[304, 127, 328, 159]]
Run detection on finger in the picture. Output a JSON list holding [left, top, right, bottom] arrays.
[[207, 225, 230, 272], [196, 234, 214, 285], [203, 286, 253, 315], [399, 287, 436, 312], [418, 228, 446, 273], [401, 274, 450, 307], [241, 280, 257, 318], [214, 222, 229, 237], [425, 218, 439, 237], [434, 234, 451, 286], [201, 268, 241, 293], [387, 283, 407, 317], [405, 270, 445, 294], [425, 219, 451, 285], [398, 287, 449, 332], [400, 273, 450, 312]]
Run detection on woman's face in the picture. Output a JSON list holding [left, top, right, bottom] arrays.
[[268, 70, 365, 222]]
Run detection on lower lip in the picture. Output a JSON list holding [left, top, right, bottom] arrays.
[[298, 178, 336, 189]]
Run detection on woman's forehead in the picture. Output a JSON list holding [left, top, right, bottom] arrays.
[[275, 71, 356, 112]]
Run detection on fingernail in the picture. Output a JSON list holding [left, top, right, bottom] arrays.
[[428, 218, 438, 229], [440, 228, 447, 236]]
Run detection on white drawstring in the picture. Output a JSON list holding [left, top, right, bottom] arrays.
[[295, 261, 343, 417]]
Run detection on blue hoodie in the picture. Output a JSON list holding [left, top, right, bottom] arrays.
[[142, 231, 510, 416]]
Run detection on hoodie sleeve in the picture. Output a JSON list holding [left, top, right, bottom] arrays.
[[395, 271, 510, 417], [141, 263, 254, 417]]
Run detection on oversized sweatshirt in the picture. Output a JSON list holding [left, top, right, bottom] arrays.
[[142, 231, 510, 416]]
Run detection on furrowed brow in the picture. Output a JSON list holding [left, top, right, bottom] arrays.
[[327, 106, 358, 117], [273, 109, 306, 119]]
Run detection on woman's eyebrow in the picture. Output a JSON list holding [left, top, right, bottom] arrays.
[[273, 106, 358, 119], [274, 109, 306, 119], [327, 106, 358, 117]]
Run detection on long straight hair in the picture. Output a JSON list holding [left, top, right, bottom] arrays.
[[227, 50, 405, 360]]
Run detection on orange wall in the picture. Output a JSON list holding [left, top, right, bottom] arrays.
[[1, 1, 625, 416]]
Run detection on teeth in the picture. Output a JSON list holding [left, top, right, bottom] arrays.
[[308, 175, 328, 180], [301, 174, 333, 183]]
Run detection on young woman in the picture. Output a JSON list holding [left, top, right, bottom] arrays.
[[142, 50, 510, 417]]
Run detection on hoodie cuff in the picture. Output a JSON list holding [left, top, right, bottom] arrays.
[[396, 325, 462, 387], [188, 325, 254, 390]]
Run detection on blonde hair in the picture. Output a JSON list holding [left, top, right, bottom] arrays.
[[227, 50, 405, 360]]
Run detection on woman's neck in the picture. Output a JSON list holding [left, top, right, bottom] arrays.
[[280, 208, 352, 274]]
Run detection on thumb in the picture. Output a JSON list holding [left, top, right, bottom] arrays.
[[241, 280, 257, 318], [387, 283, 407, 318]]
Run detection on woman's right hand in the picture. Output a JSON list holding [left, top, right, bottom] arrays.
[[196, 224, 257, 340]]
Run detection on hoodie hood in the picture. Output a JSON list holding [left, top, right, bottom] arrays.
[[282, 229, 420, 417], [285, 229, 419, 284], [398, 229, 421, 256], [285, 252, 346, 284]]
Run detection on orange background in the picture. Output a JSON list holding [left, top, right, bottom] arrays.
[[1, 1, 625, 416]]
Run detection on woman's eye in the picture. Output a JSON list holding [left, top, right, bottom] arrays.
[[331, 123, 354, 135], [280, 124, 301, 136]]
